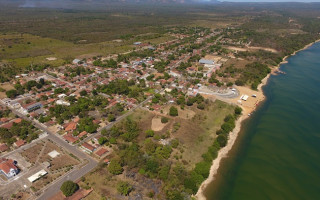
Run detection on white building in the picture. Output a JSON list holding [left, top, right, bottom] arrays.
[[0, 158, 19, 178]]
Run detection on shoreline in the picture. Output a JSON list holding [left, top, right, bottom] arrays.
[[195, 39, 320, 200]]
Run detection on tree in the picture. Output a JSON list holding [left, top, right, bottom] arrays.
[[60, 181, 79, 197], [235, 106, 242, 115], [117, 181, 133, 196], [6, 89, 18, 98], [80, 90, 87, 96], [161, 117, 169, 123], [108, 160, 123, 175], [108, 114, 116, 122], [39, 78, 45, 85], [98, 136, 108, 145], [217, 134, 227, 147], [169, 106, 178, 117]]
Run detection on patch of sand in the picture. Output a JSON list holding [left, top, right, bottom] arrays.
[[229, 85, 266, 116], [226, 46, 248, 52], [177, 108, 195, 119], [226, 46, 278, 53], [46, 57, 57, 61], [248, 46, 278, 53], [151, 116, 167, 132]]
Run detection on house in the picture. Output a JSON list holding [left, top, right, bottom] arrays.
[[12, 118, 22, 124], [63, 134, 79, 144], [22, 102, 42, 113], [72, 59, 81, 65], [95, 148, 108, 157], [14, 140, 26, 148], [199, 59, 214, 65], [64, 122, 77, 132], [78, 131, 87, 138], [0, 158, 19, 178], [0, 144, 8, 152], [81, 142, 95, 153], [1, 122, 13, 129]]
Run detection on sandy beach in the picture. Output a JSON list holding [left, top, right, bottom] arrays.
[[195, 39, 320, 200]]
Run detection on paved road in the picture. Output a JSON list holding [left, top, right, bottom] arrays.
[[0, 101, 98, 200]]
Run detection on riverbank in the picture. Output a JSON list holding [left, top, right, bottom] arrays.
[[195, 39, 320, 200]]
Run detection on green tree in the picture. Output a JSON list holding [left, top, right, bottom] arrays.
[[235, 106, 242, 115], [217, 134, 227, 147], [60, 181, 79, 197], [117, 181, 133, 196], [6, 89, 18, 98], [108, 114, 116, 122], [108, 160, 123, 175], [98, 137, 108, 145], [169, 106, 178, 117], [80, 90, 88, 96]]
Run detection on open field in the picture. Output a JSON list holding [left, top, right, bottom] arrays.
[[131, 101, 235, 168], [0, 33, 174, 68]]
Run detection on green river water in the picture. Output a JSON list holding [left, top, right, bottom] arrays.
[[204, 42, 320, 200]]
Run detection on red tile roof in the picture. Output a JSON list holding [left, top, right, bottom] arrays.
[[78, 131, 87, 138], [0, 158, 17, 174], [1, 122, 13, 129], [63, 134, 78, 144], [64, 122, 77, 132], [15, 140, 25, 147], [0, 144, 8, 152], [95, 148, 108, 157], [81, 142, 95, 152], [12, 118, 22, 124]]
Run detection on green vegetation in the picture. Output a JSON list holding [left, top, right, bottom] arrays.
[[169, 106, 178, 117], [235, 62, 271, 90], [60, 181, 79, 197], [161, 117, 169, 123], [108, 160, 123, 175], [0, 119, 38, 145], [184, 106, 241, 194], [117, 181, 133, 196]]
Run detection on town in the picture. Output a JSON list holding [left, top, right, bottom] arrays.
[[0, 26, 276, 199]]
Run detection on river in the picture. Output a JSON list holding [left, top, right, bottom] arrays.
[[203, 42, 320, 199]]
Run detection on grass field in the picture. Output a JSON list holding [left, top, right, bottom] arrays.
[[129, 100, 235, 169], [0, 33, 174, 68]]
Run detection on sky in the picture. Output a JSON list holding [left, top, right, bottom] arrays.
[[219, 0, 320, 2]]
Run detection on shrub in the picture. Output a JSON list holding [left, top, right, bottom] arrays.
[[161, 117, 169, 123], [145, 129, 155, 138]]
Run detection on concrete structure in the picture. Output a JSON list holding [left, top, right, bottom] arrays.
[[48, 150, 60, 158], [22, 102, 42, 113], [72, 59, 81, 65], [28, 169, 48, 183], [199, 58, 214, 65]]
